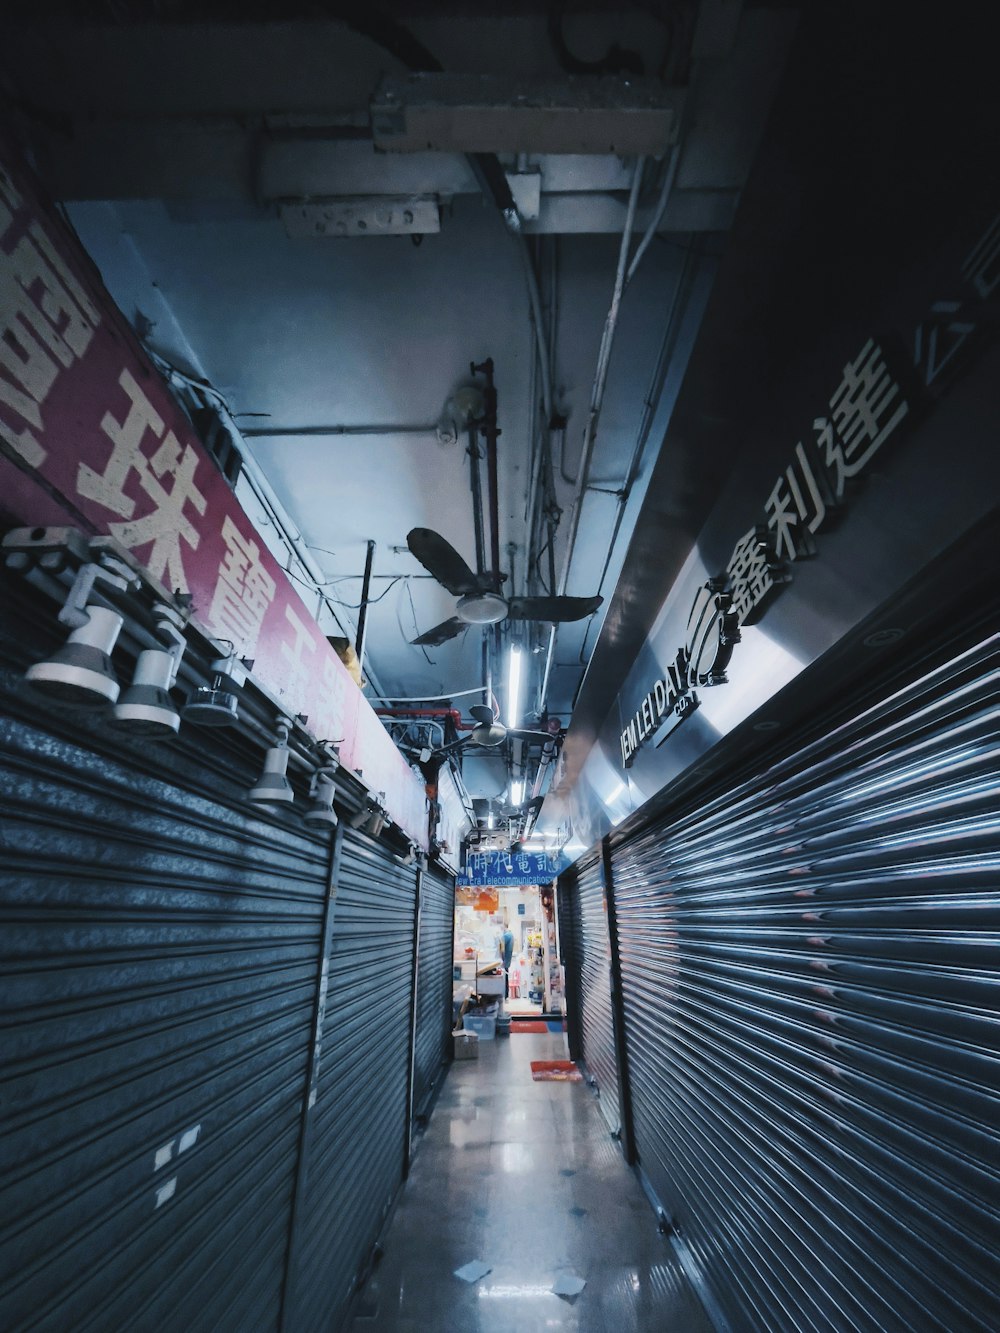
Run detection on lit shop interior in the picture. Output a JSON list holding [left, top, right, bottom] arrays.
[[453, 884, 562, 1023]]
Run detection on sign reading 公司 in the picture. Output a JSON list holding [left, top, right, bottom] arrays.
[[619, 213, 998, 772], [458, 849, 564, 888], [0, 138, 428, 847]]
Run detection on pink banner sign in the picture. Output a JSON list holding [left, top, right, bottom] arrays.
[[0, 137, 427, 847]]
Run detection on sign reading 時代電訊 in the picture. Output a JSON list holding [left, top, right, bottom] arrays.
[[458, 850, 564, 887]]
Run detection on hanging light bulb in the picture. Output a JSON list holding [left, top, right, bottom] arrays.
[[248, 720, 294, 805], [25, 605, 124, 706]]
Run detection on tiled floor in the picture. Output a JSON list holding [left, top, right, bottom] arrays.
[[349, 1032, 712, 1332]]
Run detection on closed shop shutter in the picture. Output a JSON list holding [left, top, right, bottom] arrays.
[[610, 632, 999, 1332], [0, 667, 328, 1333], [412, 862, 455, 1120], [557, 877, 582, 1057], [290, 827, 416, 1332], [566, 853, 620, 1134]]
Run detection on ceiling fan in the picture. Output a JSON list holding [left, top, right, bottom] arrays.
[[440, 703, 554, 753], [406, 527, 602, 646]]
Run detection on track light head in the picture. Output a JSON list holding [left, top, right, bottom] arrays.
[[183, 653, 248, 727], [110, 649, 181, 736], [303, 771, 338, 829], [25, 605, 123, 706], [350, 793, 386, 837], [248, 721, 294, 806]]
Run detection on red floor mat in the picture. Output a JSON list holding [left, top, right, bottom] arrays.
[[510, 1019, 568, 1033], [530, 1060, 582, 1082]]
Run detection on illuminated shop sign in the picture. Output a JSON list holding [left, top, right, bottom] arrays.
[[620, 216, 997, 770], [458, 849, 565, 887]]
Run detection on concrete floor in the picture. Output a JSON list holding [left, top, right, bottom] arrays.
[[350, 1032, 713, 1332]]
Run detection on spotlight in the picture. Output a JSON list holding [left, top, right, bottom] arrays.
[[110, 650, 180, 736], [303, 746, 341, 829], [22, 554, 138, 707], [111, 605, 187, 737], [184, 653, 248, 727], [25, 605, 124, 706], [248, 720, 294, 806], [350, 792, 386, 837]]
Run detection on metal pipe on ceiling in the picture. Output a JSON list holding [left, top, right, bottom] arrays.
[[240, 423, 438, 437], [536, 155, 645, 712]]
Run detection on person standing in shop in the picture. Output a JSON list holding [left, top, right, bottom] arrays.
[[499, 914, 514, 999]]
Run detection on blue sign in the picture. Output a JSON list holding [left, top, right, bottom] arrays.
[[457, 849, 565, 887], [517, 902, 526, 916]]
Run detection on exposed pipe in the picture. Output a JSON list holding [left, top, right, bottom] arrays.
[[371, 685, 491, 703], [625, 144, 681, 286], [466, 422, 487, 578], [575, 240, 698, 669], [518, 237, 554, 423], [556, 155, 645, 603], [472, 357, 502, 584], [240, 423, 437, 438], [376, 707, 463, 729], [536, 156, 645, 711], [355, 538, 376, 670]]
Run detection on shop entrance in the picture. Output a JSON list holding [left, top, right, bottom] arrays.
[[453, 884, 563, 1026]]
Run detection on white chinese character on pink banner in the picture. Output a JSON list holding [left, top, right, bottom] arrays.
[[77, 369, 207, 592], [0, 169, 100, 467], [280, 604, 319, 704], [208, 515, 277, 655]]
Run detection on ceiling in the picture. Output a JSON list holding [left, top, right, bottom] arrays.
[[0, 0, 793, 822]]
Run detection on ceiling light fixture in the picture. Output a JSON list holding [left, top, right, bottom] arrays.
[[303, 742, 341, 830], [183, 652, 248, 727], [350, 792, 387, 838], [24, 556, 138, 707], [248, 718, 294, 806], [111, 605, 187, 737], [510, 778, 525, 806]]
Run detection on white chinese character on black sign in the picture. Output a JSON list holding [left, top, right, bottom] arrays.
[[764, 440, 835, 561], [812, 338, 908, 499], [962, 213, 1000, 300], [726, 525, 784, 627]]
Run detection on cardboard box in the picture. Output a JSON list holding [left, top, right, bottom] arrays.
[[453, 1031, 479, 1060]]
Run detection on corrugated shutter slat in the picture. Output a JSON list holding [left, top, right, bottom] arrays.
[[611, 635, 1000, 1333]]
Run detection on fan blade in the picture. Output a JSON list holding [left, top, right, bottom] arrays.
[[507, 728, 556, 743], [407, 527, 480, 596], [469, 704, 495, 725], [410, 616, 467, 647], [506, 594, 603, 623]]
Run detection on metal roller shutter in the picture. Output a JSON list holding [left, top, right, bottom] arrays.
[[0, 667, 328, 1333], [610, 632, 1000, 1332], [290, 827, 416, 1333], [568, 853, 621, 1134], [411, 862, 454, 1120], [557, 877, 581, 1058]]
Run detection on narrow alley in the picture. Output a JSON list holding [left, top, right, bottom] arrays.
[[351, 1031, 712, 1332]]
